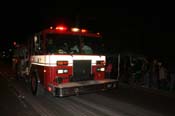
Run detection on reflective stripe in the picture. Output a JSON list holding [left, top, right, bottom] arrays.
[[31, 55, 105, 66]]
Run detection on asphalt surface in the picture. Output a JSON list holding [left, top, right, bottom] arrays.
[[0, 76, 41, 116], [1, 59, 175, 116], [0, 59, 40, 116]]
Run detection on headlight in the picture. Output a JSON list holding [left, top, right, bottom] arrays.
[[96, 67, 105, 72], [57, 69, 68, 74], [58, 70, 63, 74], [63, 69, 68, 73]]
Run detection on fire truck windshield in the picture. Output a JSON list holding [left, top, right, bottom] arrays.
[[46, 34, 105, 55]]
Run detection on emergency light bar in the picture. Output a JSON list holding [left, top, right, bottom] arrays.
[[71, 27, 80, 32], [48, 25, 101, 37], [81, 29, 87, 33], [50, 25, 88, 33], [55, 26, 67, 31]]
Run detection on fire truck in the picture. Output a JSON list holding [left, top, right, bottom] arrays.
[[18, 24, 118, 97]]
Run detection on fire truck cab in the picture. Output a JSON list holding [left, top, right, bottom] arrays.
[[21, 25, 118, 97]]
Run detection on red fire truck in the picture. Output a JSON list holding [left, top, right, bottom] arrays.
[[18, 24, 118, 97]]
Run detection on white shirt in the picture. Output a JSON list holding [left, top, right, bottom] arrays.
[[82, 45, 93, 54], [71, 45, 79, 53]]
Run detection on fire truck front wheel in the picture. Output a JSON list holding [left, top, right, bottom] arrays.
[[30, 70, 44, 96]]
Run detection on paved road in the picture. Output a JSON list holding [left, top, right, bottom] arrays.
[[0, 59, 175, 116], [0, 59, 40, 116], [0, 74, 40, 116]]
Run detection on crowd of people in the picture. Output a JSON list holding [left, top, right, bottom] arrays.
[[108, 55, 175, 92]]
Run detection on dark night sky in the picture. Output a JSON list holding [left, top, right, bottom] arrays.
[[0, 1, 175, 58]]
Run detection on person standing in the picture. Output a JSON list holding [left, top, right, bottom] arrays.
[[106, 60, 113, 79], [169, 71, 175, 92], [158, 62, 168, 90], [151, 59, 159, 89], [141, 58, 151, 88]]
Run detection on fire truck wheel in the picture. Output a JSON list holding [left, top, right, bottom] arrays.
[[30, 70, 44, 96]]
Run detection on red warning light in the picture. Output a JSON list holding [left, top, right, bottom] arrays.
[[55, 25, 67, 31], [13, 41, 16, 46], [48, 86, 52, 92], [81, 29, 87, 33], [97, 32, 100, 35], [50, 26, 53, 29]]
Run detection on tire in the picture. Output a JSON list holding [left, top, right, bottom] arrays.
[[30, 70, 44, 96]]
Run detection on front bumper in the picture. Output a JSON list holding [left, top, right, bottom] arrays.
[[49, 79, 118, 97]]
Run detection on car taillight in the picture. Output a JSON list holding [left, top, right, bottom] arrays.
[[57, 61, 68, 66]]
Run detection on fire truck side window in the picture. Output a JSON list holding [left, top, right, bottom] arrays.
[[34, 35, 43, 54]]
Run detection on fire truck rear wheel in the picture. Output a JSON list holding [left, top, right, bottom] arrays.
[[30, 70, 44, 96]]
